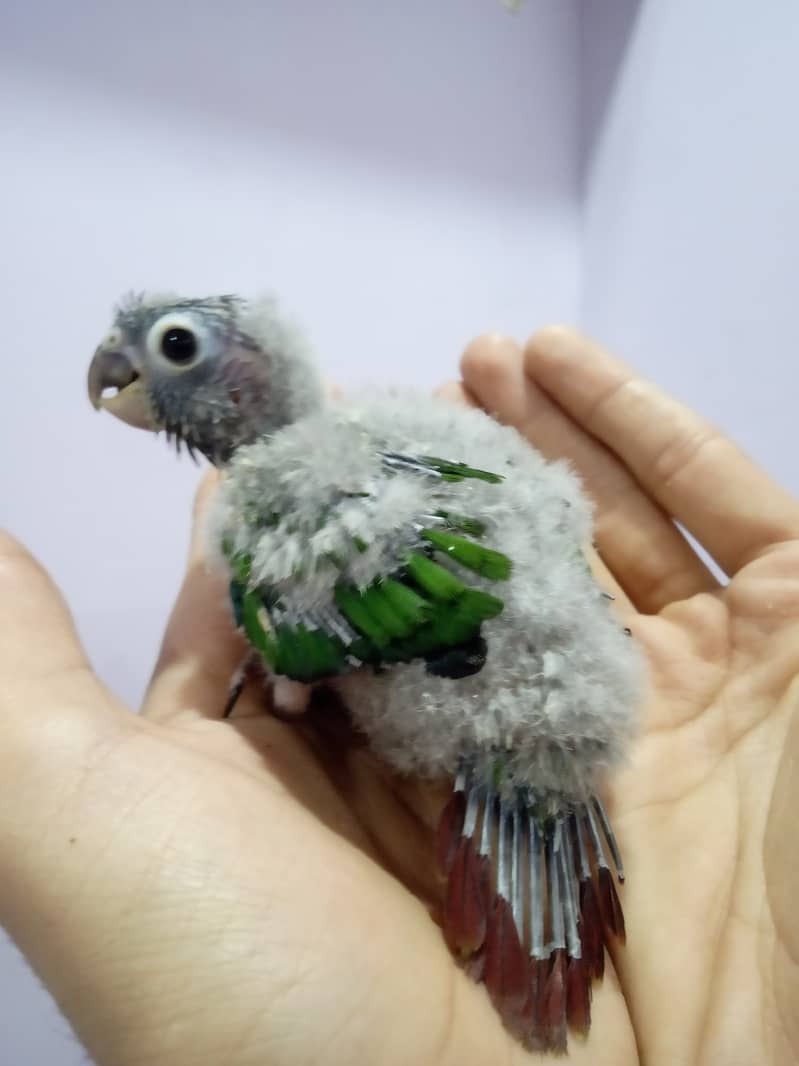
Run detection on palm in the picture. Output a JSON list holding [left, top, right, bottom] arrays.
[[607, 542, 799, 1065], [1, 327, 797, 1066], [123, 528, 798, 1066]]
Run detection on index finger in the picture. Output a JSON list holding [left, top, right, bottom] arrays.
[[524, 327, 799, 576]]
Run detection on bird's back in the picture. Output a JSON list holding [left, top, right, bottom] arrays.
[[208, 390, 639, 784]]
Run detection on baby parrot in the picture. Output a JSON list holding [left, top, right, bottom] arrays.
[[87, 292, 644, 1053]]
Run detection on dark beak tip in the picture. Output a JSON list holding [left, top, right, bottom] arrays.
[[86, 348, 156, 431], [87, 348, 140, 408], [92, 349, 138, 383]]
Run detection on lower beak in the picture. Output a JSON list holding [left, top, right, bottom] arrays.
[[87, 348, 156, 430]]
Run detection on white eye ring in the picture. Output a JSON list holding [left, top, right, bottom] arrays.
[[146, 313, 204, 369], [105, 327, 123, 349]]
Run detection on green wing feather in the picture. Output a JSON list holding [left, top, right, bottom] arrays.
[[225, 452, 512, 682]]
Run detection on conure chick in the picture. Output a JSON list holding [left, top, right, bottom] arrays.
[[87, 291, 644, 1053]]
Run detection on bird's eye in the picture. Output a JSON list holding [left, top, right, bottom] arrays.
[[146, 313, 206, 370], [160, 327, 197, 363]]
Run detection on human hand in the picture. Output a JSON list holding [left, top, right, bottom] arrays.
[[0, 328, 797, 1066], [446, 328, 799, 1065]]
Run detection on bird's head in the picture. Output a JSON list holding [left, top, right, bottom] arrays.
[[87, 292, 322, 464]]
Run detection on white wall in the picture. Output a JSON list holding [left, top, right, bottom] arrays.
[[0, 3, 581, 1062], [1, 0, 581, 705], [581, 0, 799, 496]]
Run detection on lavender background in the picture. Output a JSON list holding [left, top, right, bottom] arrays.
[[1, 1, 797, 1061]]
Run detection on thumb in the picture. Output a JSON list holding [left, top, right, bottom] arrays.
[[0, 528, 133, 906]]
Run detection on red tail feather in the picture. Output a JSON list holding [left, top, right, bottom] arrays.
[[443, 838, 489, 956], [565, 955, 592, 1035], [483, 896, 529, 1018], [436, 784, 627, 1055], [579, 877, 605, 979], [436, 790, 465, 875], [541, 949, 568, 1054]]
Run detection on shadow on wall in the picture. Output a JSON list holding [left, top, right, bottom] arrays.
[[579, 0, 642, 194], [2, 0, 579, 203]]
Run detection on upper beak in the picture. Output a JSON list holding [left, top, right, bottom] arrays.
[[87, 347, 156, 430]]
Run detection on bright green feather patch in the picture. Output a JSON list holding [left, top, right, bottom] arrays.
[[221, 456, 513, 682], [419, 528, 511, 580], [417, 455, 504, 483]]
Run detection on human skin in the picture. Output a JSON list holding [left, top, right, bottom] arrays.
[[0, 326, 797, 1066]]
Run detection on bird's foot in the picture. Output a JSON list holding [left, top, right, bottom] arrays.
[[222, 653, 260, 718], [223, 659, 312, 722], [270, 678, 312, 720]]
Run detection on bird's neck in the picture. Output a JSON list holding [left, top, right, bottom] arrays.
[[211, 360, 326, 466]]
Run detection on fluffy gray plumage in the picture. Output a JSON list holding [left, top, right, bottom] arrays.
[[209, 389, 643, 804], [89, 290, 643, 801], [89, 290, 647, 1053]]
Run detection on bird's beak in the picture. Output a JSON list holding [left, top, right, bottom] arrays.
[[87, 346, 156, 430]]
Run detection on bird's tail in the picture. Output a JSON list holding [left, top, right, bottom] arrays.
[[436, 764, 625, 1054]]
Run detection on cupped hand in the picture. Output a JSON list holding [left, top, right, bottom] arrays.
[[452, 329, 799, 1066], [0, 328, 797, 1066]]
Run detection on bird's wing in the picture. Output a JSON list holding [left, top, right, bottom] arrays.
[[224, 451, 513, 682]]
